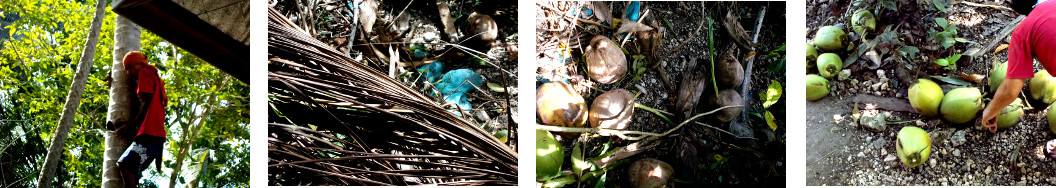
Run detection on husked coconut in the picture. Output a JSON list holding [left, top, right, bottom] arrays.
[[715, 52, 744, 88], [465, 12, 498, 45], [627, 158, 673, 188], [710, 89, 744, 122], [585, 35, 627, 84], [589, 89, 635, 132]]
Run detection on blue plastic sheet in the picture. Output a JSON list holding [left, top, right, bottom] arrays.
[[625, 1, 641, 22], [437, 69, 484, 98], [418, 62, 483, 114], [417, 62, 443, 83]]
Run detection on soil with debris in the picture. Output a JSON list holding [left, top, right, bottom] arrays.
[[537, 1, 786, 186], [806, 0, 1056, 185], [271, 0, 519, 146]]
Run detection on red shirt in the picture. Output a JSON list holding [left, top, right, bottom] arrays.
[[136, 67, 167, 138], [1006, 1, 1056, 79]]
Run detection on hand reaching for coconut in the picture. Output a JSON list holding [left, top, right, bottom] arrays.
[[983, 78, 1026, 133], [981, 107, 1000, 133]]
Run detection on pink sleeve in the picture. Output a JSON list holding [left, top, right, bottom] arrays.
[[1006, 30, 1035, 79]]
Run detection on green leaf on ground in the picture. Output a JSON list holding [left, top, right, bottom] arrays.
[[486, 82, 505, 93], [763, 80, 782, 109], [766, 110, 777, 131], [932, 0, 948, 13], [572, 140, 590, 177], [930, 75, 974, 86]]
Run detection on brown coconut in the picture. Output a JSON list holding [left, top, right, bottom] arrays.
[[465, 12, 498, 45], [589, 89, 635, 132], [710, 89, 744, 122], [715, 52, 744, 88], [627, 158, 674, 188], [585, 35, 627, 84]]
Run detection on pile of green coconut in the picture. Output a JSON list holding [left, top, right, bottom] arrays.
[[804, 10, 1056, 168], [891, 67, 1056, 168]]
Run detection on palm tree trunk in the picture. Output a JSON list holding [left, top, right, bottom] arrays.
[[101, 0, 142, 186], [35, 0, 107, 186]]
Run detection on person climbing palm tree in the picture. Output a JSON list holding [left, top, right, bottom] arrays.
[[115, 51, 168, 187]]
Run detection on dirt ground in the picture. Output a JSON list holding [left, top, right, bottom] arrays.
[[537, 1, 786, 186], [806, 0, 1056, 185]]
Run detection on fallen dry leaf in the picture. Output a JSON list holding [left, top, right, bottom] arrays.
[[591, 2, 612, 25], [724, 11, 752, 50], [616, 20, 654, 34], [994, 44, 1009, 54], [961, 73, 986, 84]]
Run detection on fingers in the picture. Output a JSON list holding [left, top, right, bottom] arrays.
[[983, 118, 998, 133]]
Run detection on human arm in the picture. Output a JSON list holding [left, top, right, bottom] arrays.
[[981, 78, 1025, 133], [130, 92, 153, 128]]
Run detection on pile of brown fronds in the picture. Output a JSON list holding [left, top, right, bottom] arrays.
[[267, 8, 517, 186]]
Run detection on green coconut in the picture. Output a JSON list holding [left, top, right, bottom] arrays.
[[851, 9, 876, 35], [813, 25, 848, 51], [997, 98, 1025, 130], [908, 79, 944, 116], [806, 74, 830, 101], [1048, 104, 1056, 134], [896, 126, 932, 168], [1029, 71, 1056, 104], [817, 53, 842, 79], [807, 43, 819, 69], [536, 129, 564, 181], [989, 62, 1008, 93], [940, 88, 984, 124]]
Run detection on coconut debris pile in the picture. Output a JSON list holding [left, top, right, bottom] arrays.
[[270, 0, 519, 146], [536, 1, 786, 187], [805, 0, 1056, 185]]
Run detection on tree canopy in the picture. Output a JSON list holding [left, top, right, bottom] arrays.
[[0, 0, 249, 187]]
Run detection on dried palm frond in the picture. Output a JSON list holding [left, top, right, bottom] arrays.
[[267, 7, 517, 186]]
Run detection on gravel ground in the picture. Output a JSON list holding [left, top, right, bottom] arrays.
[[805, 0, 1056, 185]]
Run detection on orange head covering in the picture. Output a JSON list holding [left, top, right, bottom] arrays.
[[122, 51, 148, 70]]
